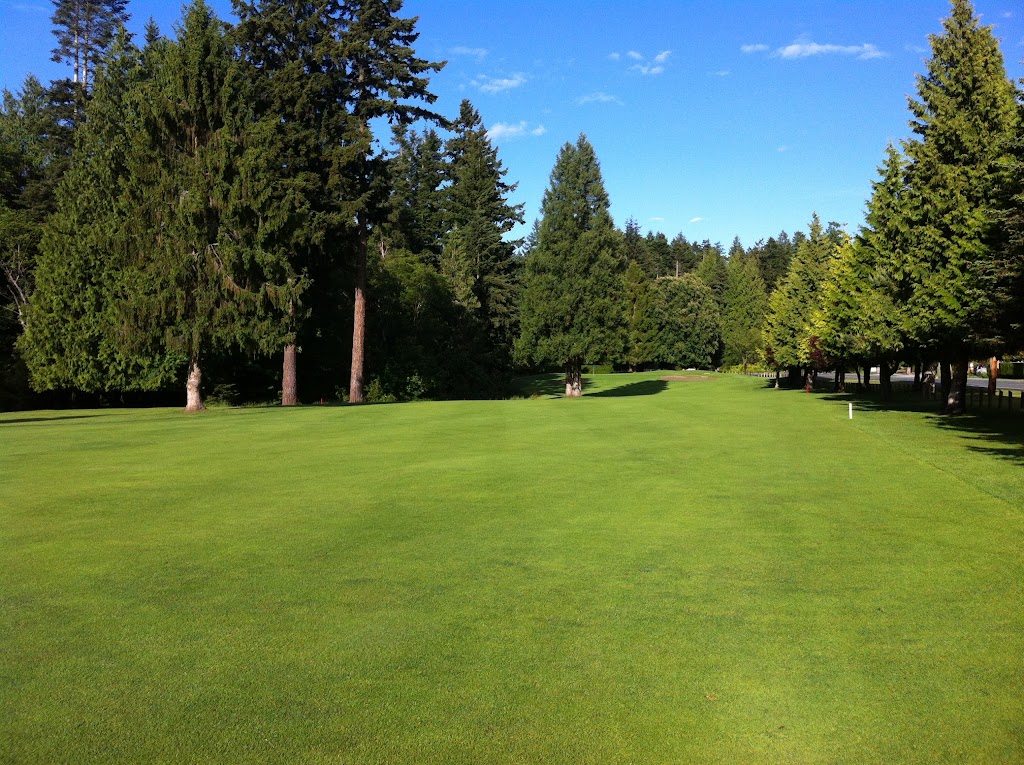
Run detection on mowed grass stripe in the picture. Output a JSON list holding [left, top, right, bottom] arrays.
[[2, 372, 1022, 764]]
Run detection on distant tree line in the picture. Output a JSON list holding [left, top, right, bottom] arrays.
[[2, 0, 1018, 414]]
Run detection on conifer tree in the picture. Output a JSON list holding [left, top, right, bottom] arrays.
[[121, 0, 279, 411], [388, 124, 446, 263], [653, 274, 722, 370], [22, 30, 180, 395], [668, 233, 698, 276], [763, 214, 839, 379], [336, 0, 444, 404], [901, 0, 1019, 413], [722, 251, 768, 372], [50, 0, 130, 93], [442, 100, 524, 352], [623, 259, 658, 371], [517, 135, 625, 397], [695, 244, 727, 305], [645, 231, 673, 277]]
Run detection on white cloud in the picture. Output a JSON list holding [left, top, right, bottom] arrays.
[[741, 44, 769, 54], [710, 69, 731, 77], [777, 145, 789, 153], [609, 52, 621, 61], [653, 50, 672, 64], [487, 121, 546, 141], [450, 46, 488, 59], [649, 216, 665, 223], [689, 217, 703, 223], [577, 92, 623, 106], [904, 43, 928, 54], [472, 73, 527, 94], [632, 64, 665, 75], [776, 41, 885, 60], [627, 50, 644, 60]]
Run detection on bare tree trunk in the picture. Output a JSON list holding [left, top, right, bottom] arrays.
[[282, 343, 298, 406], [912, 361, 922, 393], [564, 361, 583, 398], [988, 355, 998, 397], [774, 369, 780, 389], [863, 364, 871, 391], [939, 359, 952, 404], [185, 356, 205, 413], [945, 355, 969, 414], [349, 213, 368, 404]]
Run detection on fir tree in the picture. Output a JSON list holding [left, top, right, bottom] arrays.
[[517, 135, 625, 397], [623, 259, 658, 371], [50, 0, 130, 93], [336, 0, 444, 404], [722, 251, 768, 372], [443, 100, 524, 354], [653, 274, 722, 370], [902, 0, 1019, 413], [763, 214, 839, 379]]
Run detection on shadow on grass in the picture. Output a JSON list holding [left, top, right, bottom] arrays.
[[587, 379, 668, 398], [0, 413, 109, 426], [805, 385, 1024, 467], [507, 373, 570, 398]]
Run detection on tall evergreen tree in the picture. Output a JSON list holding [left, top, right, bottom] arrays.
[[22, 30, 180, 396], [517, 135, 625, 397], [695, 243, 727, 305], [645, 231, 673, 277], [442, 100, 524, 353], [653, 274, 722, 370], [233, 0, 357, 406], [336, 0, 444, 404], [901, 0, 1019, 413], [722, 251, 768, 371], [763, 214, 839, 379], [388, 123, 446, 263], [669, 233, 699, 276], [623, 259, 658, 371], [50, 0, 130, 93]]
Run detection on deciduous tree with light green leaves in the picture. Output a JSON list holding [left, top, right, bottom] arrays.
[[517, 135, 625, 397]]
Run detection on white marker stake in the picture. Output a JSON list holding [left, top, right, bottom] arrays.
[[849, 403, 853, 420]]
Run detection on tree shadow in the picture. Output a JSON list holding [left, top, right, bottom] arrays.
[[0, 413, 108, 426], [507, 373, 569, 398], [587, 379, 668, 398], [930, 411, 1024, 467], [806, 385, 1024, 466]]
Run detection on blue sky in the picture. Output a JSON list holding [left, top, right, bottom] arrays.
[[3, 0, 1023, 248]]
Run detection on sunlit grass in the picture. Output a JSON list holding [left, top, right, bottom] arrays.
[[2, 372, 1022, 764]]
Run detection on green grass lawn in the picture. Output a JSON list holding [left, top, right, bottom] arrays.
[[2, 372, 1023, 764]]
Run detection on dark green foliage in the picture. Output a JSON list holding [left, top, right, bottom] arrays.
[[750, 232, 795, 291], [653, 274, 722, 369], [645, 231, 673, 277], [695, 242, 727, 305], [623, 260, 658, 370], [902, 0, 1019, 359], [442, 100, 524, 352], [388, 124, 447, 263], [517, 135, 625, 389], [817, 145, 910, 374], [669, 233, 699, 275], [21, 31, 181, 394], [722, 251, 768, 369], [622, 217, 648, 271]]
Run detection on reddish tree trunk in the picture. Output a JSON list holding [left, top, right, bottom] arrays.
[[282, 343, 298, 406], [349, 214, 368, 404], [988, 355, 998, 397], [185, 356, 205, 413]]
